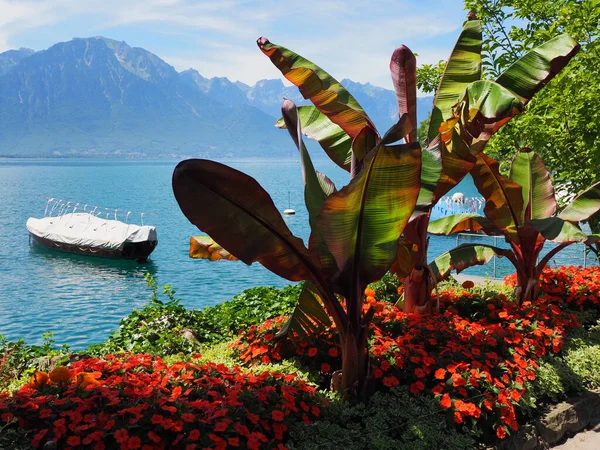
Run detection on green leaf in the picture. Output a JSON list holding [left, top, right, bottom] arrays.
[[189, 236, 238, 261], [275, 105, 352, 171], [509, 148, 557, 221], [173, 159, 321, 283], [471, 153, 524, 243], [281, 99, 336, 229], [428, 19, 482, 143], [559, 182, 600, 222], [390, 45, 417, 143], [317, 142, 422, 297], [429, 243, 504, 282], [276, 281, 332, 342], [496, 34, 580, 104], [428, 213, 496, 235], [529, 217, 588, 243], [280, 99, 339, 277], [258, 37, 378, 142]]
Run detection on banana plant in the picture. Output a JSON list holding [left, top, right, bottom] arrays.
[[397, 24, 579, 313], [428, 148, 600, 305]]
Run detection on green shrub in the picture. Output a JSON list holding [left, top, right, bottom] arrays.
[[288, 387, 476, 450], [88, 276, 302, 357], [369, 272, 401, 304]]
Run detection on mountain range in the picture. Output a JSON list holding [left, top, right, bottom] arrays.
[[0, 37, 433, 158]]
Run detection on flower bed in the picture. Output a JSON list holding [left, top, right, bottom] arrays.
[[0, 354, 326, 449], [232, 287, 579, 440], [505, 266, 600, 310]]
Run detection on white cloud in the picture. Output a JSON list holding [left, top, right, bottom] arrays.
[[0, 0, 466, 89]]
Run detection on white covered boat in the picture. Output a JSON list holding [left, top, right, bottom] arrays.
[[27, 199, 158, 261]]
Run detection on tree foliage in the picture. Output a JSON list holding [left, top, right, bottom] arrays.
[[419, 1, 600, 234]]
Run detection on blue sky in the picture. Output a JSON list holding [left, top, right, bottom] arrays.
[[0, 0, 468, 89]]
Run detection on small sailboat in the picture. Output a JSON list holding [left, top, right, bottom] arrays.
[[27, 198, 158, 261], [283, 191, 295, 215]]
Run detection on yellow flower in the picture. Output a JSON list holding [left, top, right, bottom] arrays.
[[76, 372, 100, 389]]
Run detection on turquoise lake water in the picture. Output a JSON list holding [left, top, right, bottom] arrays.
[[0, 159, 591, 349]]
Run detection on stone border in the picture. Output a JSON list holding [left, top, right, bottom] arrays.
[[494, 390, 600, 450]]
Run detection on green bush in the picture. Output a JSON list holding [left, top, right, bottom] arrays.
[[88, 275, 301, 357], [288, 387, 476, 450], [369, 272, 401, 304]]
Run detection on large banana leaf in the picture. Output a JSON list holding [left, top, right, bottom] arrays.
[[281, 100, 336, 229], [173, 159, 322, 283], [471, 154, 524, 243], [496, 34, 580, 104], [390, 45, 417, 143], [275, 106, 352, 171], [428, 19, 482, 143], [189, 236, 238, 261], [558, 182, 600, 222], [276, 281, 332, 342], [443, 80, 524, 153], [509, 148, 557, 222], [529, 217, 588, 243], [428, 213, 496, 235], [316, 142, 422, 298], [429, 243, 507, 282], [257, 37, 377, 143]]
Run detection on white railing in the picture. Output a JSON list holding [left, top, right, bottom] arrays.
[[42, 197, 156, 226]]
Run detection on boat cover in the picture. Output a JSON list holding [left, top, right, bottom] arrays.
[[26, 213, 157, 251]]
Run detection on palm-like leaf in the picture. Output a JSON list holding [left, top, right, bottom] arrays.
[[429, 243, 509, 282], [471, 153, 524, 243], [189, 236, 238, 261], [390, 45, 417, 143], [559, 182, 600, 222], [428, 213, 496, 235], [257, 37, 377, 146], [317, 143, 422, 298], [509, 148, 556, 222], [275, 106, 352, 171], [496, 34, 580, 104], [173, 159, 322, 283], [277, 281, 332, 342], [428, 19, 482, 143], [529, 217, 588, 243]]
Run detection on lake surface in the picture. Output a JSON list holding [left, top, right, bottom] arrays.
[[0, 159, 591, 349]]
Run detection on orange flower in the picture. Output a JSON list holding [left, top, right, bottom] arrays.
[[440, 393, 452, 409], [462, 280, 475, 289], [29, 371, 49, 389], [434, 368, 446, 380], [364, 287, 376, 297], [76, 372, 100, 389], [49, 366, 72, 383]]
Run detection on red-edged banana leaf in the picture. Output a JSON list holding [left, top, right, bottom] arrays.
[[172, 159, 321, 282], [316, 142, 422, 298], [275, 105, 352, 171], [496, 34, 580, 104], [529, 217, 588, 243], [280, 100, 339, 277], [443, 80, 524, 153], [281, 100, 336, 228], [189, 236, 238, 261], [428, 213, 497, 235], [351, 125, 379, 177], [276, 281, 332, 342], [390, 45, 417, 143], [257, 37, 378, 143], [471, 153, 524, 243], [428, 19, 482, 143], [509, 148, 557, 222], [558, 182, 600, 222], [429, 243, 508, 283]]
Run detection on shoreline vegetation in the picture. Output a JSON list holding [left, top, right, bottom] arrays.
[[2, 268, 600, 449]]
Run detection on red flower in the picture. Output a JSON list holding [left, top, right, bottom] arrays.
[[440, 394, 452, 409], [409, 381, 424, 394], [496, 426, 507, 439], [272, 410, 285, 422], [67, 436, 81, 446], [434, 368, 446, 380]]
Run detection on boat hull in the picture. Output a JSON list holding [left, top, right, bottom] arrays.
[[29, 233, 157, 262]]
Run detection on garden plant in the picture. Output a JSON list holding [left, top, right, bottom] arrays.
[[428, 148, 600, 303]]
